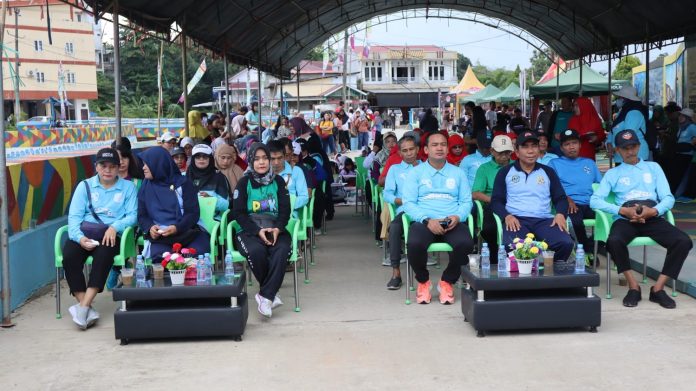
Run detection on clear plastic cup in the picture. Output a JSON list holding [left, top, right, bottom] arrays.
[[120, 268, 134, 286], [542, 251, 555, 269], [468, 254, 480, 269], [152, 264, 164, 280]]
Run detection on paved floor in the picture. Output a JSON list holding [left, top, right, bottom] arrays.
[[2, 207, 696, 390]]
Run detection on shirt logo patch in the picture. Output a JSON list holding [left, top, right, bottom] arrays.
[[511, 174, 520, 184], [91, 192, 99, 203], [583, 166, 591, 174], [536, 176, 546, 185], [113, 192, 124, 203], [421, 179, 432, 188], [619, 177, 631, 186], [445, 178, 456, 189], [643, 173, 652, 184], [233, 189, 239, 199], [252, 198, 277, 213]]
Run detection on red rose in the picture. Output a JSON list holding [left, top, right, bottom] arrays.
[[189, 248, 197, 255], [172, 243, 183, 252], [161, 259, 169, 268]]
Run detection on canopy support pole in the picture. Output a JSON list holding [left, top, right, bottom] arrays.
[[342, 30, 348, 103], [644, 41, 650, 105], [279, 60, 284, 116], [579, 57, 584, 97], [555, 60, 560, 101], [296, 65, 301, 113], [608, 56, 613, 168], [181, 24, 188, 138], [223, 53, 230, 132], [257, 67, 262, 138], [113, 0, 122, 143]]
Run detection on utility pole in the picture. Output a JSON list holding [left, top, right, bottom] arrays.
[[14, 8, 20, 121], [341, 30, 348, 103]]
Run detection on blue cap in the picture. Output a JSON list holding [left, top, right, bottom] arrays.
[[614, 129, 641, 148]]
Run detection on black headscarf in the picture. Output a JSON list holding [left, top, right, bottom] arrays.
[[186, 153, 217, 190], [615, 98, 649, 128], [245, 142, 275, 186]]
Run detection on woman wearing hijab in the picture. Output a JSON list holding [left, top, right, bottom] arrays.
[[216, 143, 246, 192], [186, 144, 231, 217], [186, 110, 209, 144], [447, 133, 467, 166], [303, 132, 335, 227], [231, 143, 291, 318], [608, 86, 650, 163], [567, 97, 605, 160], [138, 147, 210, 262]]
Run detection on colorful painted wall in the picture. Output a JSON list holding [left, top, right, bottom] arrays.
[[4, 124, 136, 148], [135, 125, 183, 139], [632, 44, 685, 107]]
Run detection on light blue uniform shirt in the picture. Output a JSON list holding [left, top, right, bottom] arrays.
[[68, 175, 138, 242], [383, 161, 418, 215], [245, 110, 259, 131], [460, 150, 492, 186], [611, 110, 649, 163], [590, 159, 673, 220], [548, 156, 602, 205], [279, 161, 309, 212], [537, 152, 559, 165], [676, 123, 696, 156], [403, 161, 472, 223]]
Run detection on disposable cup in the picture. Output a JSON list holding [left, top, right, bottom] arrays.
[[542, 251, 555, 269], [121, 268, 134, 286], [468, 254, 480, 269], [152, 264, 164, 280]]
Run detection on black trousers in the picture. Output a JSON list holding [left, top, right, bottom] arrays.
[[313, 181, 326, 229], [407, 222, 474, 284], [606, 217, 692, 279], [668, 154, 692, 193], [389, 212, 404, 267], [62, 238, 120, 295], [236, 232, 291, 301], [568, 204, 595, 252], [479, 205, 498, 252]]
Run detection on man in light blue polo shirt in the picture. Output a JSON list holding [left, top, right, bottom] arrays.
[[460, 131, 492, 186], [383, 135, 420, 290], [491, 130, 574, 262], [590, 129, 691, 309], [403, 132, 474, 305], [549, 129, 602, 264], [268, 140, 308, 217], [607, 86, 649, 163]]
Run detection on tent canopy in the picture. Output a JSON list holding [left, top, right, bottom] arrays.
[[488, 83, 522, 103], [450, 66, 485, 95], [529, 65, 629, 99], [80, 1, 696, 77], [460, 85, 501, 104]]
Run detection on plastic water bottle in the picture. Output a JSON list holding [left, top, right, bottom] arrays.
[[135, 255, 146, 283], [204, 253, 213, 283], [224, 250, 234, 280], [196, 255, 206, 284], [497, 245, 508, 273], [575, 244, 585, 272], [481, 243, 491, 271]]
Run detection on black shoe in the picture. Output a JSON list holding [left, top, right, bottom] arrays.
[[387, 276, 402, 290], [649, 286, 676, 309], [623, 287, 642, 307]]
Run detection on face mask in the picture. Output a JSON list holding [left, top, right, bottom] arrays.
[[615, 98, 625, 108]]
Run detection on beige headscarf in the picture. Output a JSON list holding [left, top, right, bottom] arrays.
[[215, 144, 244, 192]]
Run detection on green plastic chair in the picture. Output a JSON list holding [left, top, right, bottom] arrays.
[[226, 218, 302, 312], [198, 196, 221, 266], [218, 209, 231, 263], [401, 213, 475, 305], [307, 191, 317, 250], [355, 156, 367, 216], [54, 225, 136, 319], [320, 182, 327, 235], [296, 204, 312, 283]]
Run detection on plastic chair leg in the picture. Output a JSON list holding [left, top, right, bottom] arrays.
[[606, 253, 612, 299], [672, 277, 678, 297], [642, 246, 648, 283], [297, 242, 305, 273], [593, 240, 599, 271], [293, 260, 300, 312], [322, 213, 326, 235], [55, 268, 62, 319]]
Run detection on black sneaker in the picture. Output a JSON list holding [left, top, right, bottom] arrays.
[[622, 287, 642, 307], [387, 276, 402, 290], [649, 287, 676, 309]]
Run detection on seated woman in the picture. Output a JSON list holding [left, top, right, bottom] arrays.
[[186, 144, 231, 218], [111, 137, 144, 183], [232, 143, 291, 318], [138, 147, 210, 262], [64, 148, 137, 329], [537, 132, 559, 165], [339, 158, 357, 187], [215, 143, 245, 192], [171, 147, 188, 174]]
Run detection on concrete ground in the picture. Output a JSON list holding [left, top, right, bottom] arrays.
[[2, 206, 696, 390]]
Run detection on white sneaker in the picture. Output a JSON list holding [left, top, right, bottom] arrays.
[[381, 257, 391, 267], [68, 304, 88, 330], [400, 256, 407, 264], [86, 307, 100, 328], [255, 293, 273, 318], [426, 254, 439, 266], [272, 295, 283, 309]]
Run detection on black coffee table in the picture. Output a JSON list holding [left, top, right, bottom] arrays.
[[112, 271, 248, 345], [460, 264, 601, 337]]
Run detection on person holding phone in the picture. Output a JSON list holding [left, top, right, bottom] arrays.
[[231, 143, 291, 318], [402, 132, 475, 305]]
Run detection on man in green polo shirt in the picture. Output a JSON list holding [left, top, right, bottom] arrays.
[[472, 135, 513, 251]]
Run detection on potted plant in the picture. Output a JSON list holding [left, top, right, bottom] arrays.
[[510, 234, 548, 274], [161, 243, 197, 285]]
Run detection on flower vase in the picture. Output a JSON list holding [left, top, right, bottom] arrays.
[[169, 269, 186, 285], [516, 259, 534, 274]]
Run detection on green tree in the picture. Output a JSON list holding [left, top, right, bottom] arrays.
[[456, 53, 472, 80], [305, 45, 337, 61], [528, 48, 553, 84], [612, 55, 641, 81]]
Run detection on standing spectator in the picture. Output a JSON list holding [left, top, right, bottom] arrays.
[[669, 108, 696, 194], [275, 115, 294, 140], [467, 106, 488, 154], [607, 86, 650, 164], [508, 108, 531, 135], [337, 109, 350, 151], [567, 97, 606, 160], [485, 101, 498, 130], [246, 102, 260, 134], [290, 112, 311, 139], [63, 148, 137, 329], [353, 110, 371, 150], [653, 104, 675, 171], [546, 97, 574, 152], [419, 108, 439, 134], [535, 101, 553, 133], [319, 112, 337, 155], [185, 110, 209, 144], [389, 110, 397, 131]]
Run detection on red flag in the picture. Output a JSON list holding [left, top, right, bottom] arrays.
[[349, 35, 355, 51]]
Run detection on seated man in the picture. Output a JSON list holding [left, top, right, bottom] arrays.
[[491, 131, 574, 262], [460, 131, 493, 187], [268, 140, 309, 217], [403, 132, 474, 305], [590, 129, 692, 309], [382, 134, 421, 290], [472, 135, 514, 252], [549, 129, 602, 265]]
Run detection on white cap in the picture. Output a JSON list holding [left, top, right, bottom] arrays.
[[291, 141, 301, 155], [160, 132, 176, 143], [613, 85, 640, 101], [191, 144, 213, 156], [680, 108, 694, 118], [491, 135, 514, 152], [180, 137, 194, 148]]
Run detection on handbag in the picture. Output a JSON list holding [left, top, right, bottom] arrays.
[[80, 180, 110, 240]]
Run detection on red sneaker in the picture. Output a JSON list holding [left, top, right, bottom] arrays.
[[438, 280, 455, 304], [416, 281, 432, 304]]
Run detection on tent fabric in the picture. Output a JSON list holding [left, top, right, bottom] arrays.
[[450, 67, 485, 95], [488, 83, 521, 103], [459, 85, 501, 104], [82, 1, 696, 77], [529, 65, 629, 99]]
